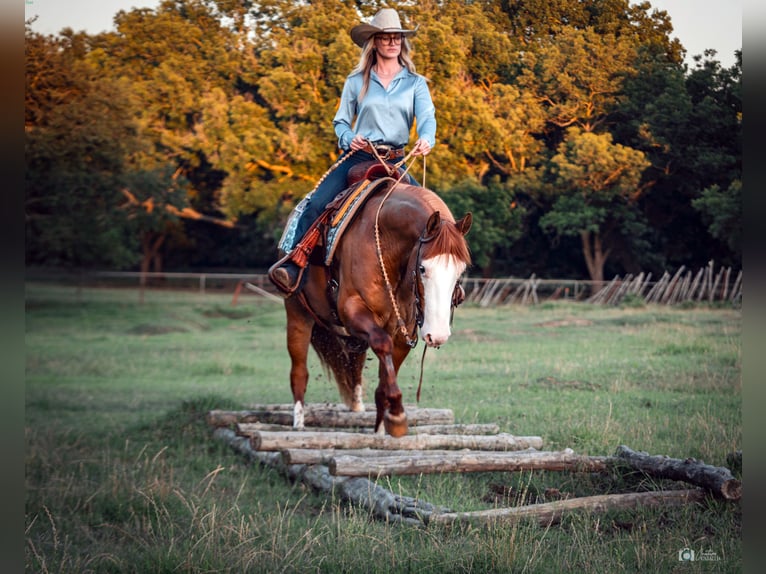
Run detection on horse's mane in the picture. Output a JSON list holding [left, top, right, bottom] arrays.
[[413, 188, 471, 265]]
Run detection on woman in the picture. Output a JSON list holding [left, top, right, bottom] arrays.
[[269, 8, 436, 296]]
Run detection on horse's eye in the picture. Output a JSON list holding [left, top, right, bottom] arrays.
[[419, 265, 426, 275]]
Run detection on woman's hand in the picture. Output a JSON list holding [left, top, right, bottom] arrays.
[[411, 138, 432, 156], [349, 135, 368, 152]]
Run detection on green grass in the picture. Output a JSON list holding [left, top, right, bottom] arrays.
[[25, 283, 741, 573]]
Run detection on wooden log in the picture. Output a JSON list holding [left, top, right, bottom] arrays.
[[411, 423, 500, 436], [212, 422, 496, 436], [661, 266, 685, 304], [247, 429, 543, 452], [428, 488, 707, 527], [212, 427, 450, 525], [330, 449, 608, 477], [207, 405, 454, 428], [730, 270, 742, 303], [612, 445, 742, 501], [645, 271, 669, 303], [721, 267, 731, 301], [282, 448, 477, 466]]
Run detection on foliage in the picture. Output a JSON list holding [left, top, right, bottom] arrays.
[[24, 0, 741, 275], [441, 177, 526, 274], [692, 180, 742, 256], [25, 28, 141, 269], [539, 128, 650, 283]]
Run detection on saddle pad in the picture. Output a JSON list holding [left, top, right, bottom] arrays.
[[324, 177, 394, 266]]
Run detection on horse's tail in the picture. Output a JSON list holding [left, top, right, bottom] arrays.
[[310, 325, 369, 408]]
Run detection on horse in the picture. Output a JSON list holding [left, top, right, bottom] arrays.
[[282, 174, 472, 437]]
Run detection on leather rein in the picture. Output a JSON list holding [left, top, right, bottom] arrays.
[[369, 147, 464, 402]]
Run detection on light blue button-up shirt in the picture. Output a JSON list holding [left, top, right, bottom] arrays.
[[333, 68, 436, 151]]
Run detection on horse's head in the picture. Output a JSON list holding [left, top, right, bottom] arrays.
[[416, 211, 472, 348]]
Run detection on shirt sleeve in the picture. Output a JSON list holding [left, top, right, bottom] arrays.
[[333, 77, 358, 150], [414, 76, 437, 148]]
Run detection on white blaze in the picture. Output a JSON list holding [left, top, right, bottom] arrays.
[[419, 254, 466, 348]]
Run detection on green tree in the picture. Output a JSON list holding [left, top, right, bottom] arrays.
[[441, 177, 526, 275], [614, 50, 742, 269], [25, 27, 139, 269], [692, 179, 742, 257], [539, 128, 649, 285], [86, 0, 247, 270]]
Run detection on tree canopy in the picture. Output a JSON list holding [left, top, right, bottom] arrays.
[[25, 0, 742, 280]]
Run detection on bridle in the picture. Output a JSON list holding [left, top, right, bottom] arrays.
[[369, 140, 465, 400]]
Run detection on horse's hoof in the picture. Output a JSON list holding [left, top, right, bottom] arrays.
[[384, 411, 408, 438]]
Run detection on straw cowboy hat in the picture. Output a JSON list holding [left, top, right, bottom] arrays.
[[350, 9, 419, 47]]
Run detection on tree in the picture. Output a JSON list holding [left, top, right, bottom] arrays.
[[441, 177, 526, 276], [614, 50, 742, 270], [539, 128, 649, 285], [25, 26, 140, 269], [692, 180, 742, 257], [85, 0, 249, 270]]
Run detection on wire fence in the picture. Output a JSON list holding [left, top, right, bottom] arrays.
[[27, 262, 741, 307]]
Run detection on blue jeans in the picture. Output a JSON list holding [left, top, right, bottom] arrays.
[[288, 150, 417, 250]]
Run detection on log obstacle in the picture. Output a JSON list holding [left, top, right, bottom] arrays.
[[206, 404, 454, 428], [428, 489, 708, 527], [207, 404, 741, 528], [329, 448, 608, 477], [241, 428, 544, 452]]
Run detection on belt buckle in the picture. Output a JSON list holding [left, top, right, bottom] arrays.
[[375, 145, 392, 160]]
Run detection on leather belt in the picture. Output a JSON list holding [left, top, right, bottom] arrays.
[[363, 143, 405, 160]]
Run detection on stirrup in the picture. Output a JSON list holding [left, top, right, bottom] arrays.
[[268, 253, 306, 297]]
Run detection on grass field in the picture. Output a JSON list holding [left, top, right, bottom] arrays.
[[25, 283, 742, 573]]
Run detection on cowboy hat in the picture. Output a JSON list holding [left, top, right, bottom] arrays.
[[350, 9, 418, 47]]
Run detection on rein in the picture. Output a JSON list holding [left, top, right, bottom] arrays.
[[369, 142, 435, 402]]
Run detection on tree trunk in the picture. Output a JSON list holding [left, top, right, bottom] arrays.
[[580, 230, 610, 292], [246, 429, 543, 452], [140, 232, 166, 283], [281, 448, 477, 466], [612, 445, 741, 501], [206, 406, 454, 428], [428, 489, 707, 527], [330, 449, 608, 477]]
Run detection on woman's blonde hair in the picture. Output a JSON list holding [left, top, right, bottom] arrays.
[[351, 36, 416, 102]]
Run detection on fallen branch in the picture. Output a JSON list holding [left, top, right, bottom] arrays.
[[428, 489, 707, 527], [612, 445, 742, 501]]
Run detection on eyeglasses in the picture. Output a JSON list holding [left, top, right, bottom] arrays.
[[375, 34, 403, 45]]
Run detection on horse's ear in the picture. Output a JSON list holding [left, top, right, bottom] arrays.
[[455, 212, 472, 236], [423, 211, 441, 241]]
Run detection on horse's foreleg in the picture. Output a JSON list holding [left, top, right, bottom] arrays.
[[340, 297, 408, 437], [285, 301, 313, 430], [372, 337, 408, 437]]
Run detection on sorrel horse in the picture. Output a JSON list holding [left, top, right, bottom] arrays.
[[283, 178, 472, 437]]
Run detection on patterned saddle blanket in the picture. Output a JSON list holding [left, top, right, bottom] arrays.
[[278, 162, 402, 265]]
